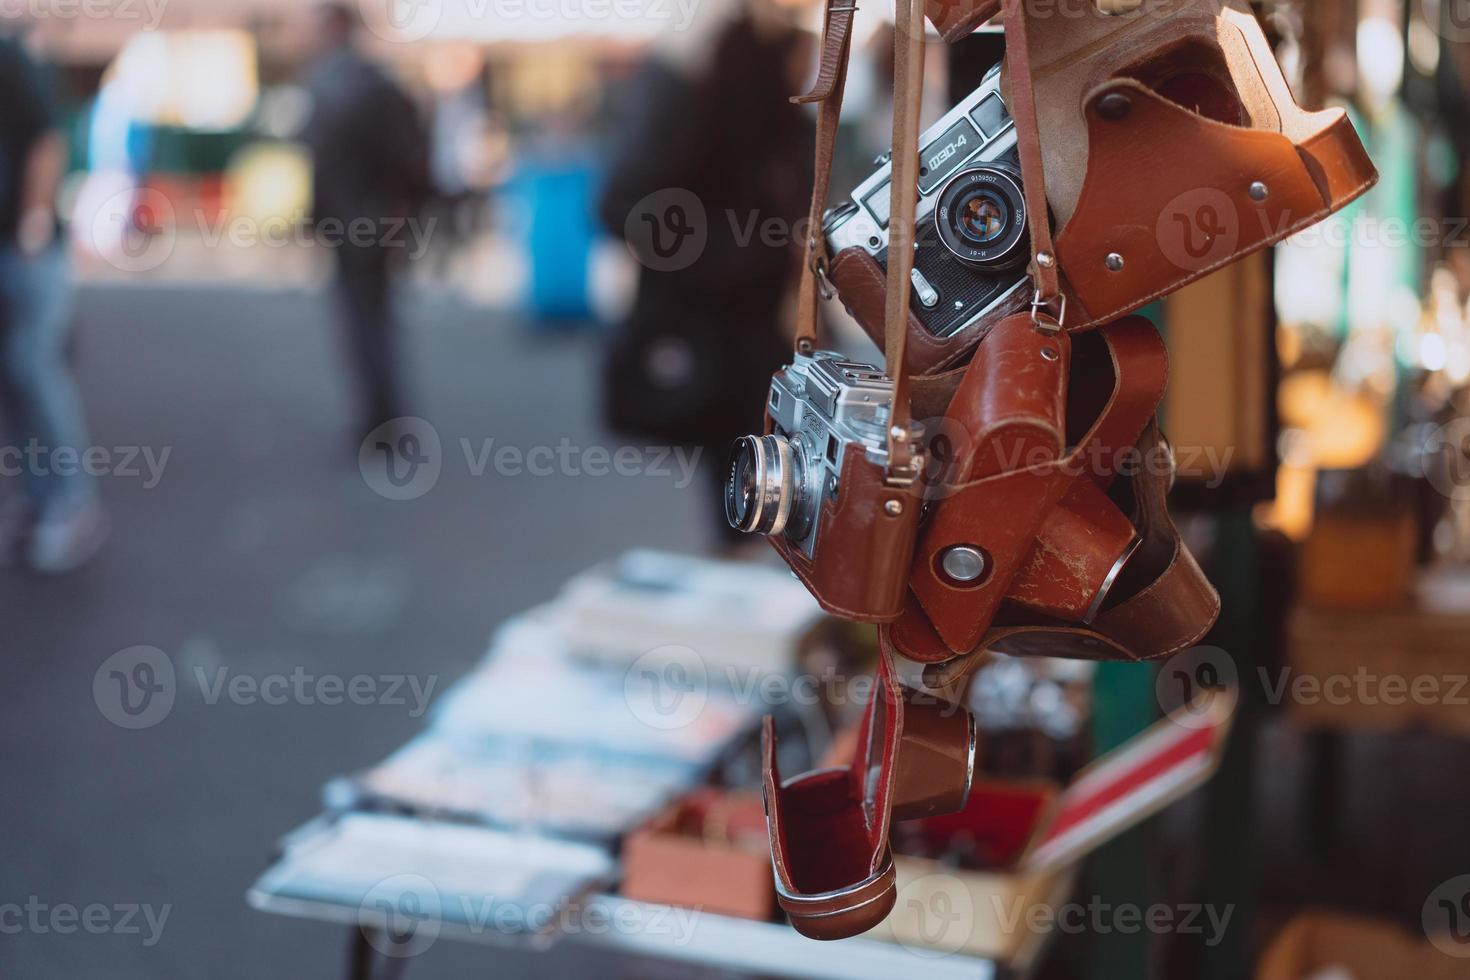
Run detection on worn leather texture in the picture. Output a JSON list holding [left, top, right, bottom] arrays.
[[926, 0, 1002, 43], [946, 311, 1069, 478], [1009, 478, 1141, 621], [890, 314, 1219, 664], [763, 646, 975, 939], [766, 444, 926, 623]]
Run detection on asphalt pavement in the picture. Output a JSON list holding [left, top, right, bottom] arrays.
[[0, 280, 710, 979]]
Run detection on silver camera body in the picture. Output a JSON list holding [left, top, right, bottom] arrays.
[[824, 62, 1031, 340], [725, 352, 897, 558]]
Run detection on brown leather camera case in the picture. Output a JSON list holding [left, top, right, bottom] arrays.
[[831, 0, 1378, 372], [766, 450, 926, 623], [764, 645, 977, 939], [891, 313, 1220, 665]]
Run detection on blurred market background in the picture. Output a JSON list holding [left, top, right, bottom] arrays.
[[2, 0, 1470, 978]]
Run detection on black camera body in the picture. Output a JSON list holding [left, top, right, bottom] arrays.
[[823, 63, 1031, 341]]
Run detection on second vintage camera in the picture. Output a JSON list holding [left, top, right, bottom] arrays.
[[824, 61, 1031, 358]]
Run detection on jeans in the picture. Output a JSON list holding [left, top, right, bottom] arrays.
[[0, 244, 94, 511], [333, 240, 403, 431]]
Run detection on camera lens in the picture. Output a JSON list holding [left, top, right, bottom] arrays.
[[956, 190, 1009, 245], [934, 166, 1028, 270], [725, 435, 796, 536]]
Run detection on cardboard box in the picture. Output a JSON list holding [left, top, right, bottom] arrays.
[[870, 696, 1234, 963], [621, 789, 775, 921], [1256, 911, 1466, 980], [1298, 508, 1416, 611]]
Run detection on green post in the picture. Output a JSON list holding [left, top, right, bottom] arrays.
[[1083, 659, 1161, 980], [1198, 510, 1260, 980]]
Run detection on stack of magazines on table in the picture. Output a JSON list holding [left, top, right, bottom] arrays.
[[250, 549, 1228, 974], [249, 550, 827, 945]]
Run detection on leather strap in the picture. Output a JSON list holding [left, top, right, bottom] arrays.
[[789, 0, 957, 475], [999, 0, 1062, 324], [896, 314, 1163, 658], [792, 0, 858, 355], [1087, 421, 1220, 652], [882, 0, 926, 479]]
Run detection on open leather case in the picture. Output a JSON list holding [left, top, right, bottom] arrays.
[[890, 312, 1221, 667], [829, 0, 1378, 376], [759, 0, 980, 939], [763, 640, 977, 939]]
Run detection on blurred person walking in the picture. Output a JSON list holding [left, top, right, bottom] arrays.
[[0, 35, 106, 573], [301, 4, 429, 443], [600, 4, 814, 551]]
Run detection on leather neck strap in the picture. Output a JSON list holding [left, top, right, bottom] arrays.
[[792, 0, 1068, 468], [791, 0, 857, 355], [881, 0, 926, 477], [999, 0, 1063, 323], [793, 0, 922, 481]]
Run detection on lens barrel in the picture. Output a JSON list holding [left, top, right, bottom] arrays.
[[933, 166, 1029, 271], [725, 435, 796, 536]]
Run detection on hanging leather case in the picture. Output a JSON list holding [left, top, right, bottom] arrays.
[[826, 0, 1377, 374], [762, 0, 979, 940], [760, 0, 928, 624], [890, 313, 1221, 666], [764, 638, 977, 939]]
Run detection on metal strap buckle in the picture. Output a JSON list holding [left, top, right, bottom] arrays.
[[829, 2, 859, 12], [884, 460, 921, 489], [1030, 289, 1066, 334]]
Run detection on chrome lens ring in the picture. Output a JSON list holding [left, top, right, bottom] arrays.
[[725, 435, 795, 536], [1082, 532, 1143, 625]]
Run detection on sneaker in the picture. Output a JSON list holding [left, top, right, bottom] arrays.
[[27, 495, 108, 574], [0, 496, 35, 567]]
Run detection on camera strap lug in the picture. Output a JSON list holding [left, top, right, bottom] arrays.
[[884, 459, 923, 490], [884, 422, 925, 489]]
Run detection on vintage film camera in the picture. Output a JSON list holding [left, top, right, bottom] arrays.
[[823, 61, 1032, 371], [725, 351, 923, 622], [724, 340, 1141, 630], [923, 0, 1378, 336], [727, 353, 892, 558]]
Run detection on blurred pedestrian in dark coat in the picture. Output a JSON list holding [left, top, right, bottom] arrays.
[[301, 4, 428, 440], [600, 7, 814, 549]]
